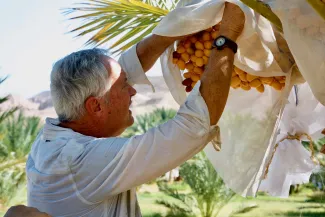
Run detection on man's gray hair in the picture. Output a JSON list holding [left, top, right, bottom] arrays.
[[50, 48, 111, 122]]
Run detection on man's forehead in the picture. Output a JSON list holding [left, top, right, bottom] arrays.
[[101, 56, 123, 78]]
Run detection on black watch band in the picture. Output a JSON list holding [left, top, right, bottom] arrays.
[[212, 36, 238, 54]]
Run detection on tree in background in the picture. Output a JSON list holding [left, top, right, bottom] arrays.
[[0, 76, 18, 124], [122, 108, 176, 137], [156, 152, 235, 217], [0, 112, 41, 205], [305, 137, 325, 191], [0, 76, 41, 205]]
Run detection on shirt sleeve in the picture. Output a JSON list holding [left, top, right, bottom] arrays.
[[118, 44, 154, 91], [73, 81, 219, 203]]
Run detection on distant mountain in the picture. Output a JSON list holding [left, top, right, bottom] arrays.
[[0, 76, 180, 122], [0, 93, 57, 122], [29, 91, 53, 110], [131, 76, 180, 117], [1, 94, 39, 111]]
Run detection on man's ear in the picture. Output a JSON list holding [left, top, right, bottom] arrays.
[[84, 96, 102, 115]]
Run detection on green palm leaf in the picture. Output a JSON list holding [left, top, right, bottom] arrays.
[[65, 0, 295, 55], [0, 157, 27, 171], [0, 76, 18, 124], [239, 0, 283, 32], [64, 0, 177, 54], [306, 0, 325, 21]]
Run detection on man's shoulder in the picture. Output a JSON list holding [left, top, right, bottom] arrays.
[[87, 136, 129, 148]]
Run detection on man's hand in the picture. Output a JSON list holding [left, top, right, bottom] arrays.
[[4, 205, 51, 217], [219, 2, 245, 41]]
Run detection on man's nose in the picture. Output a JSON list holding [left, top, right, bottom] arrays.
[[129, 85, 137, 97]]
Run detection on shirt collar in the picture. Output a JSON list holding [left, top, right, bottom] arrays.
[[42, 117, 76, 140]]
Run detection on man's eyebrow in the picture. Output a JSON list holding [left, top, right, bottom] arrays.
[[120, 69, 128, 82]]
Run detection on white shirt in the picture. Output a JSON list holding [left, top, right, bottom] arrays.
[[27, 45, 218, 217]]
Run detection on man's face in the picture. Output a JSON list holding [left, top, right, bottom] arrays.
[[99, 56, 137, 136]]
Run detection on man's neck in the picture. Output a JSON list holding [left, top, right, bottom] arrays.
[[59, 118, 102, 138], [59, 118, 122, 138]]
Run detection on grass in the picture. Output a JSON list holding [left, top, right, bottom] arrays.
[[140, 194, 325, 217], [224, 198, 325, 217], [1, 183, 325, 217], [138, 191, 170, 217], [138, 183, 325, 217], [0, 185, 27, 217]]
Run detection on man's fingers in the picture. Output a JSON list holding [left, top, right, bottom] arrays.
[[4, 205, 52, 217], [219, 2, 245, 41], [29, 207, 40, 212], [224, 2, 245, 16], [32, 211, 52, 217]]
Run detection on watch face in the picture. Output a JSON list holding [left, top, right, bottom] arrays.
[[216, 37, 226, 47]]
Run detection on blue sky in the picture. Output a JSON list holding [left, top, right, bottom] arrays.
[[0, 0, 161, 98]]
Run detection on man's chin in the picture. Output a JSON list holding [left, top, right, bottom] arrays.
[[129, 111, 134, 125]]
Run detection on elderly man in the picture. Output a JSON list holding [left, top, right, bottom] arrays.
[[23, 3, 245, 217]]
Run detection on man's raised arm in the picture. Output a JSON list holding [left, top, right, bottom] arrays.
[[134, 3, 245, 124], [136, 34, 178, 72], [200, 3, 245, 125], [134, 4, 245, 125]]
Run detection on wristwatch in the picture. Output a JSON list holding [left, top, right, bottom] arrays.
[[213, 36, 238, 54]]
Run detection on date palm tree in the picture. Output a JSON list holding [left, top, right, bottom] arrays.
[[65, 0, 179, 55], [64, 0, 288, 54], [122, 107, 176, 137], [0, 75, 19, 172], [0, 112, 41, 204], [156, 152, 236, 217], [0, 75, 38, 205], [0, 76, 18, 124], [64, 0, 325, 55]]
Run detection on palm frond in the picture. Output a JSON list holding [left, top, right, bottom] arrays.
[[66, 0, 289, 55], [0, 95, 10, 105], [155, 198, 194, 216], [239, 0, 283, 32], [0, 76, 8, 85], [0, 107, 18, 124], [0, 111, 40, 159], [64, 0, 175, 54], [0, 76, 18, 123], [229, 203, 258, 217], [0, 163, 26, 205], [143, 0, 179, 11], [306, 0, 325, 21], [0, 157, 27, 171]]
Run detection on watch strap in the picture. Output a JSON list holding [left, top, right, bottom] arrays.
[[213, 36, 238, 54]]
